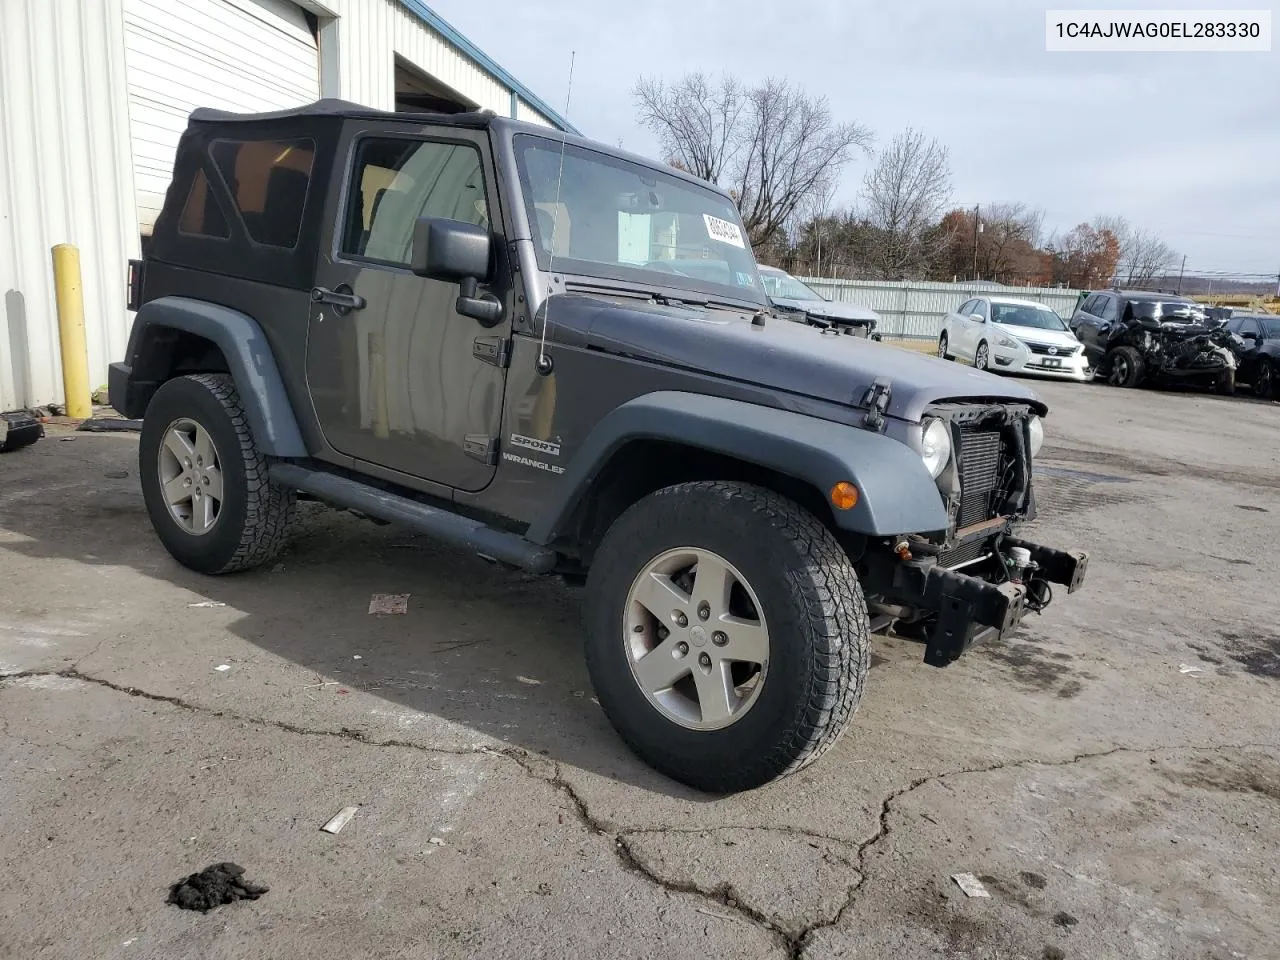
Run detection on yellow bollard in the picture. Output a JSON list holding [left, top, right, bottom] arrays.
[[51, 243, 92, 419]]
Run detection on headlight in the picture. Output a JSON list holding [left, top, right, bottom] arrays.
[[921, 417, 952, 479], [998, 336, 1018, 348], [1027, 415, 1044, 458]]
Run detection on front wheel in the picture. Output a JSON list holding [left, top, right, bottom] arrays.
[[1255, 359, 1275, 399], [584, 482, 869, 793], [1216, 368, 1236, 396], [1105, 346, 1144, 387], [974, 341, 990, 370], [139, 374, 296, 574]]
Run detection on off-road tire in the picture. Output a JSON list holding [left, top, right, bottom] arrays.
[[938, 332, 953, 360], [1105, 346, 1144, 388], [1215, 368, 1236, 396], [139, 374, 296, 574], [584, 481, 869, 793]]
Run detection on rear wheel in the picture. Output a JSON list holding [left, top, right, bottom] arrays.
[[584, 481, 869, 793], [139, 374, 296, 574], [1105, 346, 1144, 387], [1255, 359, 1275, 399], [938, 332, 952, 360]]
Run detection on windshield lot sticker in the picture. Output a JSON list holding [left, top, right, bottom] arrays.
[[703, 214, 746, 249]]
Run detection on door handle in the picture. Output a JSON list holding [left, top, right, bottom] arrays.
[[311, 284, 366, 314]]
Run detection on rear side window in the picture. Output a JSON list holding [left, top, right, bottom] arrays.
[[209, 138, 315, 248], [178, 169, 230, 239], [341, 137, 489, 267], [1099, 296, 1118, 321]]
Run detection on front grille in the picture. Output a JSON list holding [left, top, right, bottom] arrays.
[[956, 427, 1004, 527], [1026, 342, 1079, 357]]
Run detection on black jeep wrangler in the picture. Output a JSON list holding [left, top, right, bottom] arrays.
[[110, 101, 1087, 793]]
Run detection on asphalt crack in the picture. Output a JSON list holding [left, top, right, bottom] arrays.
[[787, 740, 1280, 959], [5, 667, 1277, 959]]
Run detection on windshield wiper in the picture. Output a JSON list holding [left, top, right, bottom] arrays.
[[652, 292, 709, 308]]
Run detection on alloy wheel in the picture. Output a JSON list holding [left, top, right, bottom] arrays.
[[157, 417, 224, 535], [623, 547, 769, 731]]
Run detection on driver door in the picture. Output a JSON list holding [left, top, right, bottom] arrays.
[[305, 125, 511, 491]]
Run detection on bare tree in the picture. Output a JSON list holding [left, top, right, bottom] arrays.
[[729, 80, 873, 247], [980, 202, 1045, 281], [633, 73, 743, 184], [860, 129, 952, 278], [1092, 215, 1179, 286], [634, 74, 871, 248]]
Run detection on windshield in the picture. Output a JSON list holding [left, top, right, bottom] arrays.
[[761, 271, 824, 302], [513, 135, 765, 307], [1130, 299, 1206, 322], [990, 303, 1067, 331]]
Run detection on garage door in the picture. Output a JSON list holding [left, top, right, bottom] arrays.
[[124, 0, 319, 234]]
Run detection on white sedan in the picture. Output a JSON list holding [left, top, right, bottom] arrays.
[[937, 296, 1090, 381]]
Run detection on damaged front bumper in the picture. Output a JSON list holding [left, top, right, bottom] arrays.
[[876, 535, 1089, 667]]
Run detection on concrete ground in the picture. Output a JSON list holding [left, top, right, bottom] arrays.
[[2, 377, 1278, 960]]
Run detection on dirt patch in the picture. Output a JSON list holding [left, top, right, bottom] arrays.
[[981, 637, 1089, 698], [1020, 871, 1048, 890], [1216, 630, 1280, 679], [1159, 755, 1280, 803]]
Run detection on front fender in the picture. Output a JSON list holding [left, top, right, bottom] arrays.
[[526, 391, 948, 544], [115, 296, 306, 457]]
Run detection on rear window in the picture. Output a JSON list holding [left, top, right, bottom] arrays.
[[209, 138, 315, 248]]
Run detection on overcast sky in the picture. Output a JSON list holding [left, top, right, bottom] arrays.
[[429, 0, 1279, 280]]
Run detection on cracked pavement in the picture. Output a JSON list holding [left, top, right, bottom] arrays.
[[3, 379, 1280, 959]]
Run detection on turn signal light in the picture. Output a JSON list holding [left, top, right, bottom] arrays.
[[830, 482, 859, 511]]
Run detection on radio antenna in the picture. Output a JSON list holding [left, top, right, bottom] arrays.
[[536, 50, 575, 375]]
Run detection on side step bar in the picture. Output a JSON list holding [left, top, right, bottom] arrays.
[[269, 463, 557, 574]]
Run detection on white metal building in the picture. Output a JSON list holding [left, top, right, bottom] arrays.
[[0, 0, 573, 410]]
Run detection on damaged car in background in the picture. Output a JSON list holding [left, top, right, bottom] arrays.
[[1070, 290, 1241, 393], [759, 265, 881, 337]]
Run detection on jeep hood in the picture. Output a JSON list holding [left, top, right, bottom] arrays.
[[545, 294, 1045, 422]]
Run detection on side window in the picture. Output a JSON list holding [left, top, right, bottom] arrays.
[[178, 169, 230, 239], [973, 299, 990, 320], [1239, 318, 1260, 338], [1099, 296, 1118, 321], [1078, 294, 1100, 316], [342, 137, 489, 267], [209, 138, 315, 248], [956, 299, 975, 316]]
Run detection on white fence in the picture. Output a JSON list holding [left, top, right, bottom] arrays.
[[799, 278, 1086, 341]]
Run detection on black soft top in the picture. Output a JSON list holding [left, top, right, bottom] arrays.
[[189, 98, 496, 128]]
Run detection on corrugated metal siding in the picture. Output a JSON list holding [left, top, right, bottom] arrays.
[[124, 0, 319, 232], [799, 278, 1085, 341], [515, 98, 553, 128], [0, 0, 140, 410], [323, 0, 558, 127]]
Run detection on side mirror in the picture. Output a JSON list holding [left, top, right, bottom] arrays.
[[1242, 330, 1259, 341], [411, 217, 503, 326], [970, 313, 985, 323]]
